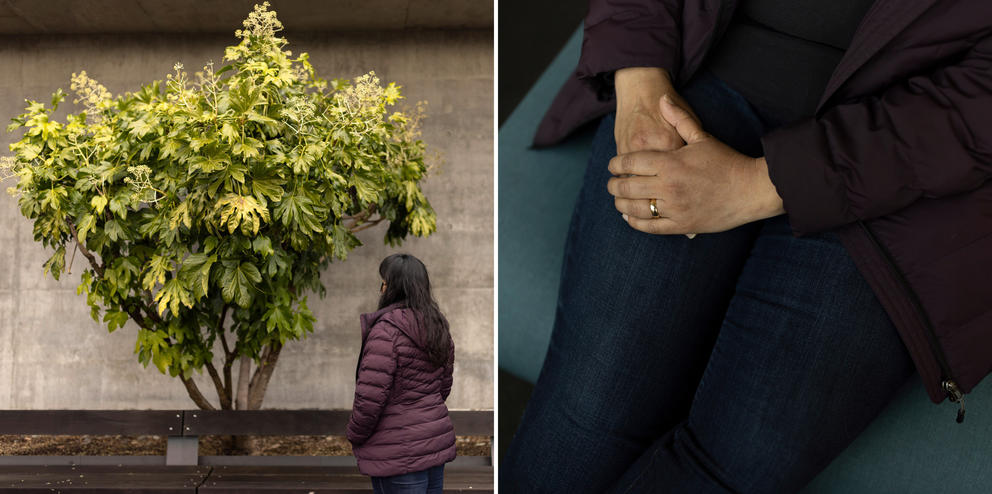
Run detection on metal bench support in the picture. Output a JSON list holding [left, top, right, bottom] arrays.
[[166, 435, 199, 466]]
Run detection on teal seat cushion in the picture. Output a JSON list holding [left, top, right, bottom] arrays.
[[497, 28, 591, 384], [498, 26, 992, 492]]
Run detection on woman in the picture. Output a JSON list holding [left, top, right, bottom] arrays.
[[502, 0, 992, 492], [347, 253, 456, 494]]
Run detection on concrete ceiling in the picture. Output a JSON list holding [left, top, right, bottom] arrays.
[[0, 0, 493, 34]]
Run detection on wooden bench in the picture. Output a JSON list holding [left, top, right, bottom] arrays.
[[0, 410, 493, 492]]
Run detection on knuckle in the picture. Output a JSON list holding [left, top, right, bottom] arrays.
[[629, 131, 654, 150], [618, 180, 634, 197], [620, 153, 635, 174]]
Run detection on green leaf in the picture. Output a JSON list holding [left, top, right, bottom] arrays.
[[251, 176, 285, 203], [189, 154, 230, 174], [264, 249, 289, 277], [90, 195, 108, 214], [108, 194, 128, 219], [76, 214, 97, 244], [154, 278, 193, 316], [151, 348, 170, 374], [40, 186, 68, 211], [104, 309, 129, 332], [104, 219, 126, 242], [232, 137, 263, 160], [142, 254, 171, 290], [169, 201, 192, 230], [189, 136, 214, 152], [215, 194, 270, 235], [178, 252, 216, 299], [203, 236, 218, 253], [220, 261, 261, 307], [263, 303, 291, 334], [43, 245, 66, 280], [220, 122, 239, 143], [251, 236, 273, 257]]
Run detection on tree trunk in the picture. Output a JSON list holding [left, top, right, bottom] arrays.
[[222, 355, 256, 455], [248, 342, 283, 410], [182, 343, 283, 455]]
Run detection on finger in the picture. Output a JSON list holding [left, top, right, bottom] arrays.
[[614, 197, 658, 219], [606, 176, 659, 199], [660, 94, 709, 144], [608, 151, 663, 176], [621, 213, 683, 235]]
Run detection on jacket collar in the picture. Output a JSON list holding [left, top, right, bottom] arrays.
[[816, 0, 939, 111], [360, 302, 406, 341]]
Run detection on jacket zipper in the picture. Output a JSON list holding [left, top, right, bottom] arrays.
[[857, 220, 965, 423]]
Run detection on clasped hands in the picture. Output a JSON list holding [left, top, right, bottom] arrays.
[[608, 67, 786, 237]]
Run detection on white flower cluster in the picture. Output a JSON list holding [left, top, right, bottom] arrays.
[[284, 94, 318, 134], [0, 156, 18, 179], [236, 2, 283, 40], [339, 71, 386, 116], [124, 165, 159, 202], [69, 71, 112, 117]]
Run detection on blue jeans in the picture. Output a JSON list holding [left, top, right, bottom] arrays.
[[500, 70, 915, 493], [371, 465, 444, 494]]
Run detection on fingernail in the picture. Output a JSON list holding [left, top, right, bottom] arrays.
[[662, 94, 673, 104], [622, 213, 629, 222]]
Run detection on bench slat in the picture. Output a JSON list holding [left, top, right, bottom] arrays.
[[198, 465, 493, 493], [0, 410, 492, 437], [0, 464, 209, 492], [183, 410, 348, 436], [183, 410, 493, 436], [0, 411, 183, 436]]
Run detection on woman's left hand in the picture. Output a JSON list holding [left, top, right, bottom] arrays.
[[607, 95, 786, 236]]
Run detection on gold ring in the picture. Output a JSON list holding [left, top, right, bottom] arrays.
[[649, 199, 660, 218]]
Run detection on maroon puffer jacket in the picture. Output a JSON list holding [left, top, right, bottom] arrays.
[[347, 303, 456, 476], [534, 0, 992, 421]]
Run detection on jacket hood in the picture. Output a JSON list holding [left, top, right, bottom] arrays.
[[360, 303, 426, 349]]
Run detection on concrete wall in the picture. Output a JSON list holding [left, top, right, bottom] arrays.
[[0, 30, 493, 410], [0, 0, 493, 34]]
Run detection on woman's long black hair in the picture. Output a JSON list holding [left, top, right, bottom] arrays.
[[378, 253, 451, 368]]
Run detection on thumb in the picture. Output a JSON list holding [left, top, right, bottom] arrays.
[[660, 94, 708, 144]]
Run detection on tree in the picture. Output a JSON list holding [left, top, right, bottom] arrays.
[[2, 2, 436, 427]]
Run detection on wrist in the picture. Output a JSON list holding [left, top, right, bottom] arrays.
[[750, 157, 786, 220], [615, 67, 675, 112]]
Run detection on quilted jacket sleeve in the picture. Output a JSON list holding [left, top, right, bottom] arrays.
[[762, 32, 992, 235], [440, 338, 455, 401], [346, 323, 397, 446], [578, 0, 684, 87]]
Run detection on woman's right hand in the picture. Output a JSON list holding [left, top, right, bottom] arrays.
[[614, 67, 697, 154]]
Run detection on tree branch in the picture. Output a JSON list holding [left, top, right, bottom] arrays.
[[217, 305, 231, 355], [139, 289, 164, 325], [236, 355, 251, 410], [204, 360, 232, 410], [217, 305, 234, 406], [69, 220, 162, 329], [180, 373, 217, 411], [348, 217, 385, 233], [67, 221, 104, 277], [248, 341, 282, 410]]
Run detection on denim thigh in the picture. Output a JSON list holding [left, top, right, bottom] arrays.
[[608, 216, 914, 493], [501, 71, 776, 493], [372, 467, 439, 494]]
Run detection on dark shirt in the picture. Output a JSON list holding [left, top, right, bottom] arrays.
[[705, 0, 876, 125]]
